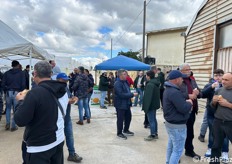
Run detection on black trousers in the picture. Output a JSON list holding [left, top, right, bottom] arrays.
[[210, 119, 232, 164], [26, 141, 64, 164], [116, 108, 132, 135], [185, 111, 196, 153], [144, 114, 149, 125], [22, 141, 27, 164], [160, 88, 164, 107]]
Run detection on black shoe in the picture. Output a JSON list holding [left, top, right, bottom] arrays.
[[198, 135, 205, 142], [5, 123, 10, 130], [67, 153, 83, 163], [185, 151, 201, 159], [144, 135, 157, 141], [10, 126, 18, 132], [123, 130, 134, 136], [100, 106, 107, 109], [117, 133, 127, 140], [144, 124, 148, 128]]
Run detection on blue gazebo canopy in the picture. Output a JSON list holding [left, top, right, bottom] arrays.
[[95, 55, 150, 70]]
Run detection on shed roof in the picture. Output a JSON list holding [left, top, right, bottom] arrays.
[[185, 0, 209, 36], [146, 26, 187, 35]]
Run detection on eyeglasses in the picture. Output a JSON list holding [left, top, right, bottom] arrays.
[[214, 74, 223, 77]]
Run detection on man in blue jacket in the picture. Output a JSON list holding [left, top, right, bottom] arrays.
[[1, 60, 26, 131], [114, 69, 137, 140], [163, 70, 193, 164]]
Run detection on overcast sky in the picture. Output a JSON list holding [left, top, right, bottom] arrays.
[[0, 0, 204, 66]]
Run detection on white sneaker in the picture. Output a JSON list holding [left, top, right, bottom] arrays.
[[221, 152, 229, 163], [205, 148, 211, 157]]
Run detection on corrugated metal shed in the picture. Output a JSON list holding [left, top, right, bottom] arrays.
[[185, 0, 232, 109]]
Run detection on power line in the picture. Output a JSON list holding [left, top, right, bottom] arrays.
[[106, 0, 152, 57]]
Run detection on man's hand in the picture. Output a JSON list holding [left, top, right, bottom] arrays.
[[188, 94, 197, 100], [218, 98, 232, 109], [193, 88, 199, 96], [69, 96, 78, 104], [212, 95, 219, 106], [211, 82, 219, 89], [16, 91, 27, 101], [186, 99, 193, 105], [133, 92, 138, 97]]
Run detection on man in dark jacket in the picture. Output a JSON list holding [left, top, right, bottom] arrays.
[[143, 66, 161, 128], [114, 69, 137, 140], [69, 68, 78, 94], [1, 60, 26, 131], [23, 65, 30, 89], [157, 68, 165, 107], [14, 61, 68, 164], [84, 69, 94, 119], [72, 66, 92, 125], [98, 72, 109, 109], [142, 70, 160, 141], [179, 63, 202, 159], [133, 71, 145, 107], [163, 70, 193, 164]]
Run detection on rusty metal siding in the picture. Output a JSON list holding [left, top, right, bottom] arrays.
[[185, 0, 232, 109]]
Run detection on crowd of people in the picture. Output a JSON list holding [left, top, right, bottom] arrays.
[[0, 60, 232, 164]]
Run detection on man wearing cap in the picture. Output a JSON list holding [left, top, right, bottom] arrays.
[[1, 60, 26, 131], [179, 63, 202, 159], [56, 73, 83, 163], [163, 70, 193, 164]]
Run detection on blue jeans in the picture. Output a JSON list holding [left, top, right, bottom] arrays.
[[165, 124, 187, 164], [134, 88, 143, 106], [6, 91, 18, 128], [100, 91, 107, 107], [200, 109, 208, 136], [147, 109, 157, 135], [64, 104, 75, 156], [208, 116, 229, 152], [84, 93, 92, 118], [78, 98, 90, 122]]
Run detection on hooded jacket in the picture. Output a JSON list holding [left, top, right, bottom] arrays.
[[1, 68, 26, 91], [14, 80, 68, 152], [163, 82, 192, 124], [142, 78, 160, 114], [72, 73, 90, 99], [98, 75, 109, 91]]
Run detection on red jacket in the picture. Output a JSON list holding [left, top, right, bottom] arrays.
[[126, 76, 134, 87]]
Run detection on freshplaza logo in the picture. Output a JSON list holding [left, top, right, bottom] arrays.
[[193, 157, 232, 163]]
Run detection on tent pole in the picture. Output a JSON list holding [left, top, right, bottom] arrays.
[[29, 50, 32, 90]]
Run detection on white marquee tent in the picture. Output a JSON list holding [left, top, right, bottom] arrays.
[[0, 20, 53, 60]]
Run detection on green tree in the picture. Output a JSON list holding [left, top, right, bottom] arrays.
[[118, 50, 142, 61]]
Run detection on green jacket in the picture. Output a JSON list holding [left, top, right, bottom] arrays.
[[98, 75, 109, 91], [158, 72, 165, 89], [142, 78, 160, 114]]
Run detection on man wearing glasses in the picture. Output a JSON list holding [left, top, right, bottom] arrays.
[[179, 63, 202, 159]]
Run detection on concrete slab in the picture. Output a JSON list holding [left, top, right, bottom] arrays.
[[0, 105, 230, 164]]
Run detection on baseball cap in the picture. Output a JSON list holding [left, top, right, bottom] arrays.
[[56, 73, 70, 80], [168, 70, 184, 80]]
